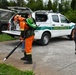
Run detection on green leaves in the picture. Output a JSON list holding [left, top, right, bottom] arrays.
[[0, 34, 16, 42], [0, 63, 34, 75], [71, 0, 76, 10]]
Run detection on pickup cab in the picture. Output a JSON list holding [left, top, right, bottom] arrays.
[[2, 10, 76, 45]]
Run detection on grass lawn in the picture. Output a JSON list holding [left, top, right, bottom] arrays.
[[0, 63, 34, 75], [0, 34, 16, 42]]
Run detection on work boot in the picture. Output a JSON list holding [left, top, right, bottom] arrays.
[[24, 54, 32, 64], [21, 57, 26, 60], [21, 49, 24, 52], [21, 52, 27, 60]]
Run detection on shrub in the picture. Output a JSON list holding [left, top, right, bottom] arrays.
[[65, 10, 76, 23], [0, 34, 16, 42], [0, 63, 34, 75]]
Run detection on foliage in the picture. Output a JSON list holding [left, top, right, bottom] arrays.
[[71, 0, 76, 10], [0, 0, 76, 23], [64, 10, 76, 23], [59, 0, 70, 13], [8, 0, 17, 6], [63, 1, 71, 13], [0, 34, 16, 42], [0, 0, 75, 12], [0, 0, 9, 9], [0, 63, 34, 75], [52, 0, 58, 12], [47, 0, 52, 10], [35, 0, 43, 10], [26, 0, 37, 11], [16, 0, 25, 7]]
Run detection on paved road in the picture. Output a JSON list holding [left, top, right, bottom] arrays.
[[0, 36, 76, 75]]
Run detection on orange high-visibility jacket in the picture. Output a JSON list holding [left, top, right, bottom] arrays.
[[14, 15, 29, 39], [18, 17, 29, 39]]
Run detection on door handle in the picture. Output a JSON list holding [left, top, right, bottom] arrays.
[[52, 24, 55, 26], [61, 24, 63, 26]]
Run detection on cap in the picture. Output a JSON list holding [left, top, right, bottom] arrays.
[[14, 15, 20, 20]]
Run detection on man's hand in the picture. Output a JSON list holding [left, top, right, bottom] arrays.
[[20, 40, 24, 42]]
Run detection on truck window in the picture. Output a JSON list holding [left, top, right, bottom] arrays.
[[0, 11, 14, 20], [60, 15, 70, 23], [52, 15, 59, 22], [35, 14, 47, 22]]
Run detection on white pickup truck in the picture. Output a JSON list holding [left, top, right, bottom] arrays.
[[2, 10, 76, 45]]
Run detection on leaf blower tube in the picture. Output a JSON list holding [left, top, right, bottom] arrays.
[[3, 42, 21, 61]]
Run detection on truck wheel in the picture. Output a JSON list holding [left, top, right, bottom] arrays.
[[67, 30, 73, 40], [40, 32, 50, 45], [67, 35, 73, 40]]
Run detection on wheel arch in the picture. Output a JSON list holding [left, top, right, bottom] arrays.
[[41, 31, 51, 39], [67, 28, 74, 40]]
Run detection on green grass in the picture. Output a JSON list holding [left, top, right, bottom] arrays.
[[0, 63, 34, 75], [0, 34, 16, 42]]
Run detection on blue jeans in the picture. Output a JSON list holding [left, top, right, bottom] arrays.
[[22, 42, 25, 49]]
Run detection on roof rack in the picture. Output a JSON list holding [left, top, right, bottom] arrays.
[[7, 6, 33, 13], [35, 10, 53, 13], [0, 8, 13, 12]]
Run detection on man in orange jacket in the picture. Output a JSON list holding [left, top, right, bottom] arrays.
[[14, 13, 37, 64], [14, 15, 28, 61]]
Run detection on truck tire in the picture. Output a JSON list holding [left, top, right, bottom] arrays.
[[40, 32, 50, 45], [67, 30, 73, 40], [67, 35, 73, 40]]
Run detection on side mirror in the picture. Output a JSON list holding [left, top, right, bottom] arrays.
[[67, 20, 71, 23]]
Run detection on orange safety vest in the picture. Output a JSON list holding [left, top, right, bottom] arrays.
[[16, 16, 29, 40]]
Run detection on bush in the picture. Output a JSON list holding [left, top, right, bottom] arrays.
[[65, 10, 76, 23], [0, 34, 16, 42]]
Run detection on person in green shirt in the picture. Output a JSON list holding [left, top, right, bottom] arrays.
[[21, 13, 37, 64]]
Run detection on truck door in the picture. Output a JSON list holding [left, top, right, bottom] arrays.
[[51, 15, 61, 37], [59, 15, 71, 36]]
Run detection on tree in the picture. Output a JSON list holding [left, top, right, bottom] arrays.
[[0, 0, 9, 9], [71, 0, 76, 10], [8, 0, 17, 6], [59, 0, 64, 13], [26, 0, 36, 11], [8, 0, 26, 7], [16, 0, 25, 7], [63, 1, 70, 13], [59, 3, 63, 12], [35, 0, 43, 10], [46, 0, 52, 10], [43, 2, 47, 10], [52, 0, 58, 12]]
